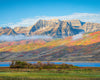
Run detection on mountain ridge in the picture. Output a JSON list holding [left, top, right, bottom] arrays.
[[0, 19, 100, 38]]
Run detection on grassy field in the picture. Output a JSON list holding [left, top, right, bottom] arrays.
[[0, 67, 100, 80]]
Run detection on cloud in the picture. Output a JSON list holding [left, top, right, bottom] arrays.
[[0, 35, 52, 42], [1, 13, 100, 28], [72, 32, 84, 40]]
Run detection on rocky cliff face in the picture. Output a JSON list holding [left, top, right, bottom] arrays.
[[63, 20, 82, 27], [80, 22, 100, 32], [26, 19, 84, 38], [1, 19, 100, 38], [14, 27, 30, 35]]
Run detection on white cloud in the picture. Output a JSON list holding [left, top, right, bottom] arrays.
[[0, 35, 52, 42], [72, 32, 83, 40], [1, 13, 100, 28]]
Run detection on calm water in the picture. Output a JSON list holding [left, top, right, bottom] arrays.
[[0, 62, 100, 67]]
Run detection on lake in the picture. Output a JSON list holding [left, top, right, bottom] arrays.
[[0, 62, 100, 67]]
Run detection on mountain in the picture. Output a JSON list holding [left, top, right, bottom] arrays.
[[13, 19, 100, 38], [0, 27, 17, 35], [13, 19, 84, 38], [1, 19, 100, 38], [0, 19, 100, 61], [30, 19, 85, 38]]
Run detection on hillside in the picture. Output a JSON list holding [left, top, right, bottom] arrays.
[[0, 31, 100, 61]]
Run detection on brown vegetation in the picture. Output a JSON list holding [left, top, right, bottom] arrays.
[[10, 61, 78, 69]]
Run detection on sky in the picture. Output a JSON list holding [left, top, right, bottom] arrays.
[[0, 0, 100, 28]]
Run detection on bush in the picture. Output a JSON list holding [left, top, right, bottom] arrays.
[[10, 61, 78, 69]]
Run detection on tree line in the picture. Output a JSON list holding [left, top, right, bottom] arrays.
[[10, 61, 78, 69]]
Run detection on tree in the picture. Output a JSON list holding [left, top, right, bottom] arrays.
[[10, 61, 15, 68]]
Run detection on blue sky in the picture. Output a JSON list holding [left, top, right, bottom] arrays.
[[0, 0, 100, 28]]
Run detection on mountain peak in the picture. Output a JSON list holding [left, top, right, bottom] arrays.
[[0, 27, 17, 35]]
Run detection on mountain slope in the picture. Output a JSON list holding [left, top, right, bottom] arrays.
[[0, 31, 100, 61]]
